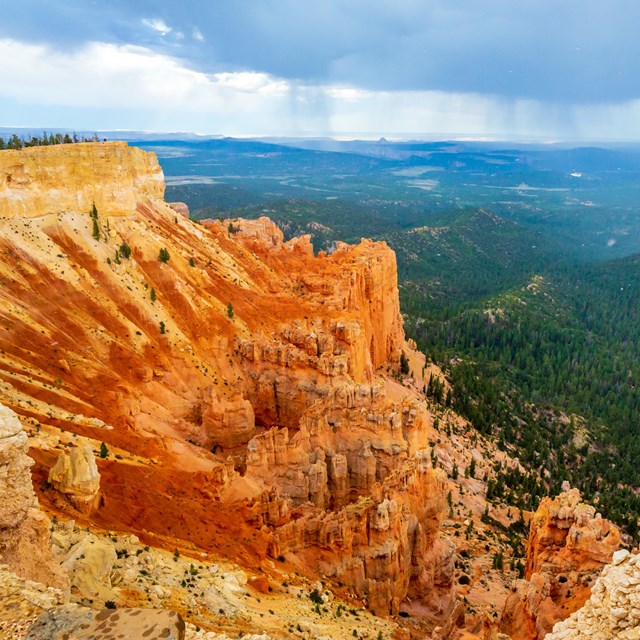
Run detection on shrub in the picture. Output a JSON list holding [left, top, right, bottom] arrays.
[[309, 589, 323, 604], [158, 247, 170, 263], [119, 241, 132, 259]]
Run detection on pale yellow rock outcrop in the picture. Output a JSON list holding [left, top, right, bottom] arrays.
[[48, 444, 100, 509], [0, 403, 68, 589], [0, 141, 164, 218], [547, 550, 640, 640]]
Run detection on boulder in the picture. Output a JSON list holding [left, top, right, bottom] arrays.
[[48, 445, 100, 510]]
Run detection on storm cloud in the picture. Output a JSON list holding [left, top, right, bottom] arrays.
[[1, 1, 639, 138]]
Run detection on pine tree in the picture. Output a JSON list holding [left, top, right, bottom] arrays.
[[227, 302, 234, 319], [99, 442, 109, 458], [400, 351, 410, 375], [150, 288, 157, 302], [158, 248, 170, 263], [159, 320, 166, 334]]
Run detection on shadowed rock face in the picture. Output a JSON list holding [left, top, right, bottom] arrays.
[[0, 142, 451, 616], [26, 606, 185, 640], [500, 489, 621, 640]]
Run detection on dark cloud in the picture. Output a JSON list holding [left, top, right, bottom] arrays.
[[3, 0, 640, 104]]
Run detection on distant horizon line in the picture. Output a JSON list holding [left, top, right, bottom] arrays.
[[3, 126, 640, 146]]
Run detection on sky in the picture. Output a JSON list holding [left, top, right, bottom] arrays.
[[1, 0, 640, 140]]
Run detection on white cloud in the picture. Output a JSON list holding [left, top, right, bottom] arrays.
[[142, 18, 172, 36], [192, 28, 205, 42], [0, 37, 640, 139]]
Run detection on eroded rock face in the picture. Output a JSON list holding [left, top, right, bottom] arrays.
[[0, 142, 164, 218], [0, 143, 443, 618], [62, 534, 117, 599], [0, 404, 67, 589], [48, 445, 100, 510], [500, 489, 621, 640], [244, 386, 454, 616], [547, 550, 640, 640]]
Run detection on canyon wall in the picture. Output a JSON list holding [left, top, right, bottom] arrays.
[[0, 142, 451, 617]]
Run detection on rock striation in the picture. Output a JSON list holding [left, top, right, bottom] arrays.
[[500, 488, 621, 639], [547, 549, 640, 640]]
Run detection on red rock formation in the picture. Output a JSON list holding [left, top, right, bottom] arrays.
[[0, 142, 448, 617], [500, 488, 621, 639]]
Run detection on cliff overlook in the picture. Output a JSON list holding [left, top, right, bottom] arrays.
[[0, 142, 454, 625]]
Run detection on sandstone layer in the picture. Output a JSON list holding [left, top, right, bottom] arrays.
[[500, 488, 621, 639], [26, 606, 185, 640], [0, 142, 454, 618]]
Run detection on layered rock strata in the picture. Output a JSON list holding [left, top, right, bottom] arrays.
[[0, 141, 164, 218]]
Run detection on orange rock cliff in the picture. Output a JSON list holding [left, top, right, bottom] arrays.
[[0, 142, 457, 620], [500, 488, 621, 639]]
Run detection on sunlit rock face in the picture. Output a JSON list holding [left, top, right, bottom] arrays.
[[546, 549, 640, 640], [0, 141, 164, 218], [0, 141, 454, 616]]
